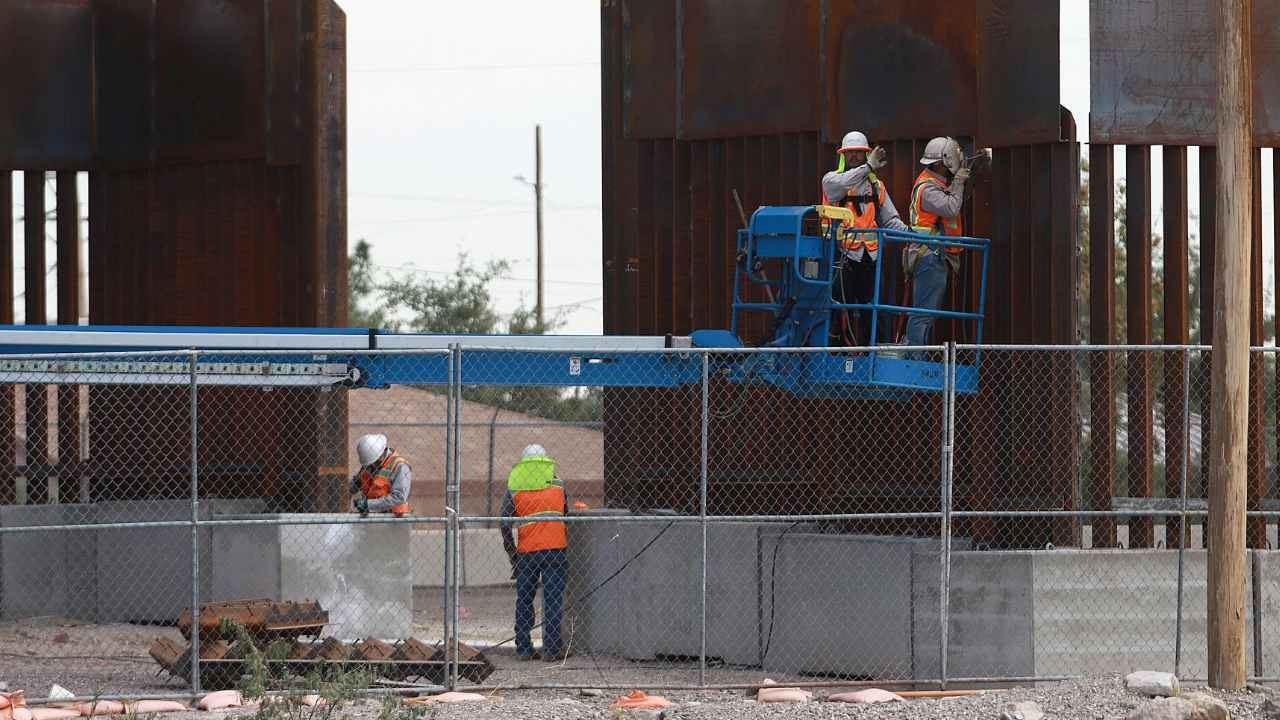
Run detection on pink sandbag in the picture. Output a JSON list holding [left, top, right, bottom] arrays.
[[755, 679, 811, 704], [196, 691, 246, 711], [29, 709, 80, 720], [74, 701, 125, 716], [13, 709, 32, 720], [0, 692, 24, 720], [757, 687, 811, 704], [291, 696, 326, 708], [124, 701, 187, 714], [405, 692, 486, 706], [827, 689, 905, 704], [609, 691, 672, 710]]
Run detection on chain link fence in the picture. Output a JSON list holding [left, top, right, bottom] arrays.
[[0, 344, 1278, 698]]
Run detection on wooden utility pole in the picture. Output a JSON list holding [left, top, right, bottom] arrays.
[[1208, 0, 1251, 690]]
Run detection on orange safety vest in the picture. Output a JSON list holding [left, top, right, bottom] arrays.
[[358, 450, 410, 516], [820, 175, 887, 255], [909, 170, 963, 254], [512, 484, 568, 553]]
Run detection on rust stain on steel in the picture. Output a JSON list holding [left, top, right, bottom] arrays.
[[1090, 0, 1280, 145], [976, 0, 1063, 146], [621, 0, 677, 139], [823, 0, 976, 144], [681, 0, 820, 139], [0, 1, 93, 169]]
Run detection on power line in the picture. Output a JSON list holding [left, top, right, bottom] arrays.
[[353, 205, 597, 227], [370, 263, 601, 288]]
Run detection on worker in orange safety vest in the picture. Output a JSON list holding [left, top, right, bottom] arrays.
[[903, 136, 971, 357], [820, 130, 908, 346], [500, 444, 570, 661], [349, 433, 412, 516]]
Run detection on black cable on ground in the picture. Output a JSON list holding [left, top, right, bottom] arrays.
[[760, 521, 802, 664]]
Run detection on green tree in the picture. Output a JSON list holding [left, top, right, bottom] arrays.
[[347, 239, 392, 330], [346, 242, 602, 422]]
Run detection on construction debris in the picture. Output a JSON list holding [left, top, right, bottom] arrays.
[[827, 688, 905, 704], [178, 599, 328, 641], [152, 598, 494, 691]]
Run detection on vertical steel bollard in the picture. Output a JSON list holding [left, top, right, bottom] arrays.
[[939, 343, 955, 689], [699, 351, 710, 687], [189, 350, 202, 694], [1175, 348, 1191, 676]]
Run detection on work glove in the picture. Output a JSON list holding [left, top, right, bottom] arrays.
[[867, 146, 887, 170], [353, 496, 369, 515]]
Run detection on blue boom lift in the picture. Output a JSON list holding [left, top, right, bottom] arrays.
[[0, 206, 987, 395]]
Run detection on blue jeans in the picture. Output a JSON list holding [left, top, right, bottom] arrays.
[[514, 548, 567, 656], [905, 251, 948, 354]]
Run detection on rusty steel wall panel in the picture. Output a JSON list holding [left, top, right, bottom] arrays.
[[681, 0, 819, 139], [1125, 145, 1154, 548], [155, 0, 267, 163], [0, 1, 92, 169], [824, 0, 975, 144], [266, 0, 304, 165], [621, 0, 677, 139], [1090, 0, 1280, 145], [976, 0, 1062, 146], [94, 0, 155, 167]]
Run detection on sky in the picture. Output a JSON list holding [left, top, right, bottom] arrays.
[[8, 2, 1277, 337]]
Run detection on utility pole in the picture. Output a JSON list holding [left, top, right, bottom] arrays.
[[1208, 0, 1251, 690], [535, 124, 544, 329], [514, 125, 545, 329]]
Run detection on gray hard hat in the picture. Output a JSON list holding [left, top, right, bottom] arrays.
[[919, 137, 962, 174]]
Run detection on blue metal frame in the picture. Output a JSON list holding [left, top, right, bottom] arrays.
[[725, 205, 989, 394]]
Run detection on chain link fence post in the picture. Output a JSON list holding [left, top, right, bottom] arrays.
[[188, 349, 201, 695], [940, 343, 954, 689], [699, 351, 709, 687], [1176, 348, 1191, 676], [442, 345, 457, 690], [449, 343, 463, 691]]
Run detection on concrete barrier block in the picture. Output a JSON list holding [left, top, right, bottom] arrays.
[[761, 533, 915, 677], [0, 503, 97, 621]]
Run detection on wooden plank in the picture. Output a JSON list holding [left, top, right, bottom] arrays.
[[1125, 145, 1154, 548], [1089, 145, 1117, 548], [1163, 146, 1189, 548]]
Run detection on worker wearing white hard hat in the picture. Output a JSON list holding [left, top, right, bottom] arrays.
[[902, 136, 975, 357], [820, 130, 908, 347], [349, 433, 413, 516], [500, 443, 570, 660]]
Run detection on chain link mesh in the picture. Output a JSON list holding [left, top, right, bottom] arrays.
[[3, 345, 1280, 694]]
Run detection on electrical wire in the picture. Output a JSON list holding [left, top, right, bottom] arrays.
[[760, 521, 803, 663]]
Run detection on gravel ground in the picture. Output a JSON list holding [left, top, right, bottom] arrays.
[[92, 678, 1275, 720], [3, 609, 1277, 718]]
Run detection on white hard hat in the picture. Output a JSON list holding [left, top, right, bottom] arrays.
[[839, 130, 871, 153], [522, 444, 547, 459], [920, 137, 962, 174], [357, 434, 388, 466]]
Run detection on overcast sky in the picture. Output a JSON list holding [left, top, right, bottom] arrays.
[[9, 2, 1276, 337]]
